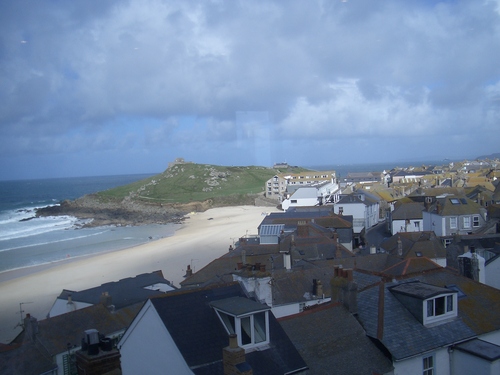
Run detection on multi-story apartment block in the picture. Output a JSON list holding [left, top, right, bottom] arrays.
[[264, 171, 337, 201]]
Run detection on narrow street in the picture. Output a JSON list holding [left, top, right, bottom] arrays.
[[364, 219, 391, 250]]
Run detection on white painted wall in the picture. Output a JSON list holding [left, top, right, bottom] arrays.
[[271, 298, 330, 319], [119, 301, 194, 375], [392, 348, 449, 375], [423, 211, 445, 236], [486, 259, 500, 290], [281, 192, 319, 211], [334, 203, 365, 233], [392, 219, 423, 236], [477, 329, 500, 346], [453, 348, 500, 375], [233, 275, 273, 306], [49, 298, 92, 318]]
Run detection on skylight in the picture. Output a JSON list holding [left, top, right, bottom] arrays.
[[450, 198, 461, 205]]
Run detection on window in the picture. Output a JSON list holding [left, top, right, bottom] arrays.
[[426, 295, 455, 319], [414, 221, 420, 229], [291, 199, 297, 203], [463, 216, 471, 228], [450, 217, 457, 229], [473, 215, 480, 227], [212, 297, 270, 349], [423, 355, 434, 375], [216, 310, 268, 348]]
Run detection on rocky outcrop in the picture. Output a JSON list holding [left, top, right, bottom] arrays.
[[36, 194, 190, 228]]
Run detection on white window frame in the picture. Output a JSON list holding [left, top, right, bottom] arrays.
[[423, 354, 434, 375], [449, 217, 457, 229], [424, 294, 457, 325], [214, 310, 270, 349], [463, 216, 471, 229], [473, 215, 480, 227]]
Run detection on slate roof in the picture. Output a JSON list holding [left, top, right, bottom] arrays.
[[455, 338, 500, 361], [279, 303, 393, 375], [259, 208, 351, 228], [149, 283, 308, 375], [181, 224, 354, 288], [357, 268, 500, 360], [391, 202, 424, 220], [427, 194, 485, 216], [0, 341, 57, 375], [57, 270, 174, 310], [380, 231, 446, 260], [37, 303, 141, 355]]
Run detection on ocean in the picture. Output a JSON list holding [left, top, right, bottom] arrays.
[[0, 174, 177, 274]]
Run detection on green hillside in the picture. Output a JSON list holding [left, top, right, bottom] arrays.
[[97, 162, 307, 204]]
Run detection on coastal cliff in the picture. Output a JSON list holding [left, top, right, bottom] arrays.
[[35, 161, 284, 226], [36, 194, 190, 227]]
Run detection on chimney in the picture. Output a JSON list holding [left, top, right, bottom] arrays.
[[297, 221, 308, 237], [241, 249, 246, 265], [223, 334, 253, 375], [76, 330, 121, 375], [99, 292, 112, 308], [424, 196, 432, 210], [259, 264, 266, 272], [184, 264, 193, 277], [315, 280, 323, 298], [341, 278, 358, 314], [436, 201, 442, 215], [284, 252, 291, 271], [67, 294, 76, 313], [24, 314, 39, 342], [397, 237, 403, 257]]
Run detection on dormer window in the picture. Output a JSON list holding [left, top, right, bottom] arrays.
[[389, 281, 458, 327], [211, 297, 270, 349], [424, 292, 457, 325]]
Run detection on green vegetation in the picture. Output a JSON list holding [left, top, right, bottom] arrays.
[[97, 162, 308, 204]]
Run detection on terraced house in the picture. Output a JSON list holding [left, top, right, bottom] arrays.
[[264, 170, 337, 202], [422, 194, 488, 238]]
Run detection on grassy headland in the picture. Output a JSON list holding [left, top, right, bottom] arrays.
[[98, 161, 307, 206], [37, 161, 308, 226]]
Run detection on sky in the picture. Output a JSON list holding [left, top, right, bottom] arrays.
[[1, 0, 500, 180]]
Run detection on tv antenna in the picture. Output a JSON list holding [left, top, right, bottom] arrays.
[[16, 301, 33, 328]]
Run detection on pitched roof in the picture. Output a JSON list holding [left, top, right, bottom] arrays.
[[357, 269, 500, 360], [149, 283, 308, 375], [57, 270, 174, 310], [37, 303, 141, 356], [380, 231, 446, 260], [279, 303, 393, 375], [427, 195, 485, 216], [391, 202, 424, 220], [0, 341, 57, 375]]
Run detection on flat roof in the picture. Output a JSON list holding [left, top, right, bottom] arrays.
[[389, 281, 456, 300], [210, 297, 270, 316], [455, 339, 500, 361]]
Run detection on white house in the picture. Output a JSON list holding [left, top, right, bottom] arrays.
[[422, 194, 488, 237], [334, 190, 380, 236], [118, 283, 308, 375], [390, 202, 424, 235], [357, 271, 500, 375], [281, 187, 320, 211]]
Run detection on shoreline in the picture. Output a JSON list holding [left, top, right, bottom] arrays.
[[0, 205, 278, 344]]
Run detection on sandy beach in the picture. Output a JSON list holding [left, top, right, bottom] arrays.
[[0, 205, 278, 344]]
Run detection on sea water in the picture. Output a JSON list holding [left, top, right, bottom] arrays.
[[0, 174, 177, 273]]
